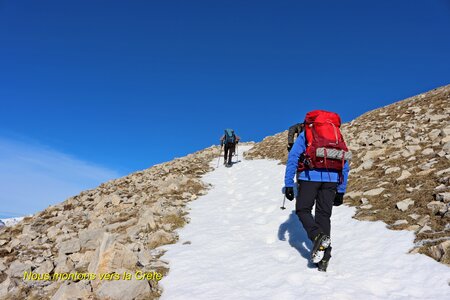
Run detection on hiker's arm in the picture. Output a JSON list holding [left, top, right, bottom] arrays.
[[287, 124, 297, 144], [236, 135, 240, 143], [284, 132, 306, 187], [337, 161, 350, 193], [220, 135, 224, 146]]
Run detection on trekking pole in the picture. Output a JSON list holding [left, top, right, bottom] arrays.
[[216, 146, 222, 168], [280, 195, 286, 210], [236, 144, 239, 162]]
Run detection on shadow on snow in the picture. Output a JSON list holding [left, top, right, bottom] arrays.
[[278, 210, 316, 269]]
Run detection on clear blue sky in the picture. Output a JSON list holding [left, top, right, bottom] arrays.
[[0, 1, 449, 215]]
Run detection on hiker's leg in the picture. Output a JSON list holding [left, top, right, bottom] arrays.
[[315, 182, 337, 236], [228, 144, 235, 164], [296, 181, 321, 241], [224, 144, 229, 161]]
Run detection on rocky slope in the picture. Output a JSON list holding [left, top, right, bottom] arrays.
[[0, 145, 223, 299], [245, 85, 450, 264], [1, 85, 448, 299]]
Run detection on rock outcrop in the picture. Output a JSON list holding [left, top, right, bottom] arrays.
[[245, 84, 450, 264], [0, 146, 222, 299]]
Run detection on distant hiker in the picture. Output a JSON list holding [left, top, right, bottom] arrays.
[[284, 110, 351, 272], [220, 129, 240, 167], [287, 123, 304, 151]]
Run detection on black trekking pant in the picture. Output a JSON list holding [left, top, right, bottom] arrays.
[[224, 143, 235, 164], [295, 181, 337, 242]]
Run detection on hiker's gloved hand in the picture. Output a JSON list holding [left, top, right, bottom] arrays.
[[287, 143, 293, 151], [285, 187, 295, 201], [333, 193, 344, 206]]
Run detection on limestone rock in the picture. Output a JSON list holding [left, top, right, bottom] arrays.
[[396, 170, 412, 181], [148, 230, 176, 248], [363, 188, 385, 196], [392, 220, 408, 226], [428, 129, 441, 140], [0, 261, 6, 272], [88, 233, 117, 274], [435, 192, 450, 203], [35, 260, 54, 274], [79, 228, 106, 250], [94, 274, 150, 300], [408, 213, 420, 220], [407, 225, 420, 232], [74, 251, 95, 272], [354, 159, 373, 172], [396, 199, 414, 211], [46, 226, 61, 240], [360, 198, 369, 205], [6, 260, 33, 278], [427, 201, 448, 215], [139, 211, 157, 231], [54, 256, 74, 274], [434, 184, 447, 193], [110, 194, 122, 206], [88, 233, 137, 277], [346, 191, 363, 199], [51, 281, 92, 300], [58, 238, 81, 255], [421, 148, 434, 155], [419, 225, 432, 234], [443, 141, 450, 155], [137, 250, 153, 267], [385, 167, 400, 174], [0, 276, 11, 299], [417, 215, 430, 227], [361, 204, 373, 209]]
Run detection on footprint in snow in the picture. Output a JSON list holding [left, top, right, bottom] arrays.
[[254, 216, 268, 225], [271, 250, 296, 263], [265, 235, 276, 244]]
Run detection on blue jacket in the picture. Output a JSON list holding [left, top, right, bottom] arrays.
[[284, 131, 350, 193]]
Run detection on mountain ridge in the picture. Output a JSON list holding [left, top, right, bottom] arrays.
[[1, 85, 449, 299]]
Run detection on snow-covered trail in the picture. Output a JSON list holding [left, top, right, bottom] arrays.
[[161, 146, 450, 300]]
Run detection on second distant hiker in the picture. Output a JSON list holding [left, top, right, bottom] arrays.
[[220, 129, 240, 167], [287, 122, 304, 151]]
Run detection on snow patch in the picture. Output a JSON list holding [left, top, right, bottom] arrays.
[[160, 146, 450, 299]]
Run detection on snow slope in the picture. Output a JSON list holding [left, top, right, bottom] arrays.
[[0, 217, 24, 227], [160, 145, 450, 300]]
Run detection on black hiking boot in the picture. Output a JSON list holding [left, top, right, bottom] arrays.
[[317, 247, 332, 272], [317, 259, 329, 272], [311, 233, 331, 263]]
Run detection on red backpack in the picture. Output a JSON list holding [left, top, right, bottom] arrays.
[[298, 110, 351, 173]]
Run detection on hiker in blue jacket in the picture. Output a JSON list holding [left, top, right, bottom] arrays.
[[284, 130, 350, 271]]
